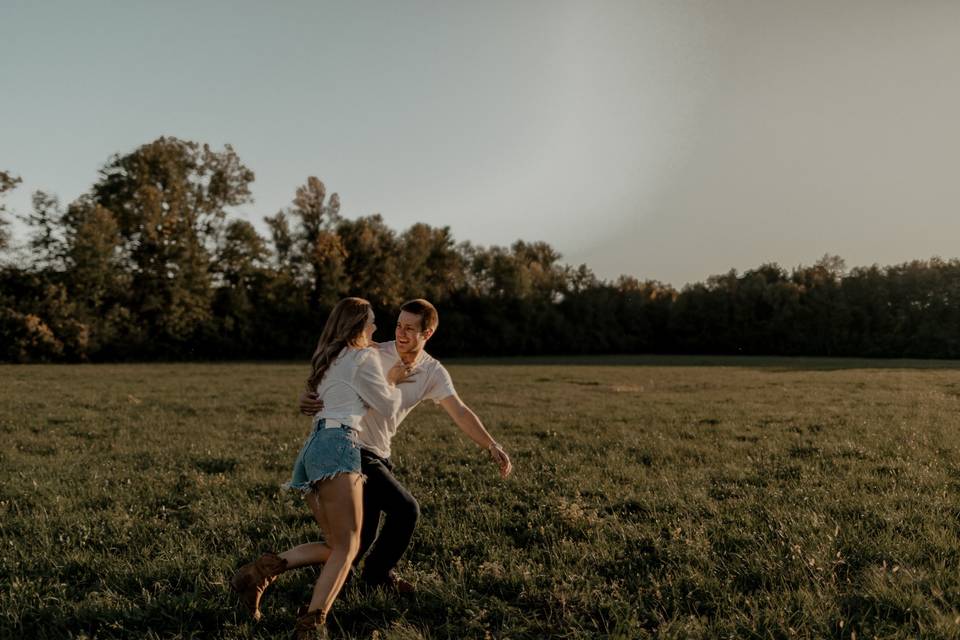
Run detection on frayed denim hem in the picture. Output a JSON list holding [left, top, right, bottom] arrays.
[[287, 423, 363, 494], [284, 470, 366, 496]]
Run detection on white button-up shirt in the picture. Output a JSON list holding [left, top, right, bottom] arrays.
[[313, 346, 402, 430]]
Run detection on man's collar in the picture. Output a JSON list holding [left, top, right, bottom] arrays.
[[375, 340, 428, 366], [404, 346, 429, 367]]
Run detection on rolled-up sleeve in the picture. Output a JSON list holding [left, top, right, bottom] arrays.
[[352, 349, 402, 418], [424, 364, 457, 404]]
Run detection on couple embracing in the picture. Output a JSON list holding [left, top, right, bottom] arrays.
[[231, 298, 513, 639]]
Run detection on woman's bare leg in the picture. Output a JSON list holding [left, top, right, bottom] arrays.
[[306, 472, 363, 615], [278, 492, 333, 569], [279, 542, 331, 569]]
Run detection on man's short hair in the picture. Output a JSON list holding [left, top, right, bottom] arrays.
[[400, 299, 439, 332]]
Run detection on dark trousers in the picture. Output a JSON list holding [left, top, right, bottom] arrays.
[[356, 448, 420, 582]]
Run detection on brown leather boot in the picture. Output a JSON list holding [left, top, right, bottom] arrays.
[[230, 551, 287, 621], [292, 607, 328, 640]]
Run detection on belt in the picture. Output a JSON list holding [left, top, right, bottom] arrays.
[[316, 418, 353, 430]]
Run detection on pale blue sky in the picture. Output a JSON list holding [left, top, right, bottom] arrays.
[[3, 1, 959, 287]]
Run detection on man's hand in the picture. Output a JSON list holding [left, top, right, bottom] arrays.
[[439, 395, 512, 478], [488, 442, 513, 478], [299, 390, 324, 416]]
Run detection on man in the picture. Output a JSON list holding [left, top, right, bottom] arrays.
[[299, 298, 512, 593]]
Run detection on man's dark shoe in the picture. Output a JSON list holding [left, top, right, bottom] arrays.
[[364, 570, 416, 594]]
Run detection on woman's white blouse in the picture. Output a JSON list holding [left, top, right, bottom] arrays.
[[313, 346, 401, 431]]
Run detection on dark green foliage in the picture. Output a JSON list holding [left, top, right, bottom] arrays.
[[90, 137, 255, 351], [4, 138, 960, 362]]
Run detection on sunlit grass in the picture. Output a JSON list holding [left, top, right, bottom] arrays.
[[3, 358, 960, 638]]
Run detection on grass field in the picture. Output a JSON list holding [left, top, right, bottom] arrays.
[[4, 357, 960, 639]]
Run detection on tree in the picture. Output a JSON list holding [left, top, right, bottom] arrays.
[[207, 219, 271, 356], [264, 210, 294, 271], [0, 170, 21, 251], [613, 276, 675, 352], [790, 255, 848, 355], [61, 199, 136, 358], [566, 264, 599, 294], [466, 240, 567, 302], [397, 223, 467, 303], [510, 241, 566, 301], [337, 214, 401, 308], [0, 268, 89, 362], [18, 190, 66, 268], [62, 199, 126, 309], [216, 219, 268, 288], [90, 137, 255, 347], [285, 177, 347, 310]]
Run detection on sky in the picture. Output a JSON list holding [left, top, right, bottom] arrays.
[[2, 1, 960, 288]]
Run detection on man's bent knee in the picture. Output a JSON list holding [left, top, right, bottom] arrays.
[[404, 497, 420, 524]]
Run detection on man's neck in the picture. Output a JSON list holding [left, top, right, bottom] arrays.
[[398, 346, 422, 365]]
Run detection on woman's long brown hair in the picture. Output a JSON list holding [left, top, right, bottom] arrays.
[[306, 297, 372, 392]]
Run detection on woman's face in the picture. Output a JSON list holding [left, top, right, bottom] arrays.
[[359, 308, 376, 347]]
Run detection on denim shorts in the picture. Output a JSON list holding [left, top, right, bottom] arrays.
[[286, 421, 362, 494]]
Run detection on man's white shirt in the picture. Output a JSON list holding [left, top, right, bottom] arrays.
[[357, 341, 457, 459]]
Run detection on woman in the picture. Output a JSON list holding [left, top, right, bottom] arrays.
[[231, 297, 410, 639]]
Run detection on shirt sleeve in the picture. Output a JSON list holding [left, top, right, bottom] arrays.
[[352, 348, 402, 417], [423, 363, 457, 404]]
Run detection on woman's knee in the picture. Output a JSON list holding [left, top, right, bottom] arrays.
[[343, 529, 362, 559], [326, 524, 362, 551]]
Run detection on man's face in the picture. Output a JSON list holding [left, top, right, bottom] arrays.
[[395, 310, 432, 355]]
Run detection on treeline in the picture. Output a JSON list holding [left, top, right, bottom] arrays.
[[2, 137, 959, 363]]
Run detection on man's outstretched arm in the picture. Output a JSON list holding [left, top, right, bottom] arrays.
[[438, 395, 513, 478]]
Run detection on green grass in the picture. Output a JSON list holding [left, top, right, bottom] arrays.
[[3, 357, 960, 639]]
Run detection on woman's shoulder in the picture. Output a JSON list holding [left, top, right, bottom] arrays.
[[343, 347, 387, 378], [345, 345, 379, 364]]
